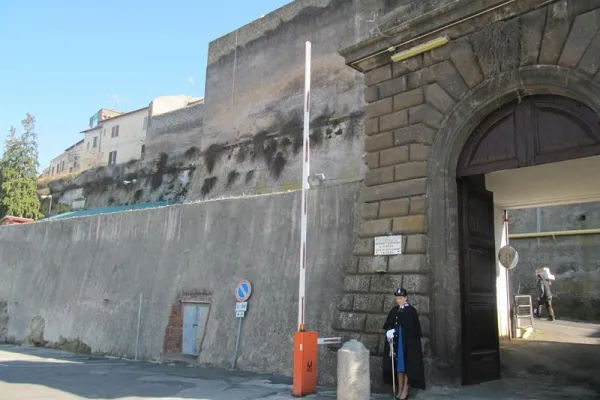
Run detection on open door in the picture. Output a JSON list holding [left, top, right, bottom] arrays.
[[458, 175, 501, 385]]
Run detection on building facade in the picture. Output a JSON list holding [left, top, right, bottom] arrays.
[[43, 107, 149, 177], [26, 0, 600, 390], [86, 107, 149, 167], [47, 139, 85, 177], [339, 0, 600, 386]]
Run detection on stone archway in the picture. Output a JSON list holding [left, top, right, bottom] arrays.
[[456, 93, 600, 385], [428, 66, 600, 385], [339, 0, 600, 389]]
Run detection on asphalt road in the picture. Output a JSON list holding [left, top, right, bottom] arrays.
[[1, 344, 598, 399], [0, 345, 322, 400]]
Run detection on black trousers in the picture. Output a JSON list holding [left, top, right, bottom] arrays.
[[537, 297, 555, 320]]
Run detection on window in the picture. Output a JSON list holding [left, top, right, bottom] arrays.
[[108, 151, 117, 165], [141, 144, 145, 156], [143, 117, 148, 130], [51, 167, 54, 175], [87, 142, 90, 150], [93, 137, 98, 148], [111, 125, 119, 138]]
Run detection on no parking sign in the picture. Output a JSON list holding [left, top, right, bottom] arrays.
[[235, 279, 252, 302]]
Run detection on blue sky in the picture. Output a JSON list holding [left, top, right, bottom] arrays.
[[0, 0, 291, 170]]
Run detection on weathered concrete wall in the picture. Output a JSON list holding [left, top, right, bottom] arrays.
[[339, 0, 600, 383], [146, 101, 204, 157], [509, 203, 600, 322], [184, 0, 395, 201], [45, 158, 195, 210], [0, 182, 359, 384], [40, 0, 396, 209]]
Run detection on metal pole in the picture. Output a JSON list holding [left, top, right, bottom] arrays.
[[231, 317, 243, 369], [135, 293, 142, 360], [48, 196, 52, 215], [504, 211, 512, 340], [297, 41, 311, 332]]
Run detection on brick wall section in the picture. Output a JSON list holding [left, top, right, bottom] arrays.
[[336, 0, 600, 360], [162, 291, 212, 355], [163, 302, 184, 354]]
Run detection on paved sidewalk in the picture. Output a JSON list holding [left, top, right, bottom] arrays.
[[0, 345, 597, 399]]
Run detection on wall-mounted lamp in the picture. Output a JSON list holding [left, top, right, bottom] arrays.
[[390, 36, 450, 64], [308, 173, 326, 188], [40, 194, 53, 215]]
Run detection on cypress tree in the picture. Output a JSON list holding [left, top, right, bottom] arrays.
[[0, 114, 42, 220]]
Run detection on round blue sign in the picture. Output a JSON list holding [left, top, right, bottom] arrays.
[[235, 279, 252, 302]]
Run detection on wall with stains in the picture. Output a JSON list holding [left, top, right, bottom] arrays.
[[182, 0, 391, 200], [146, 100, 204, 158], [0, 182, 360, 384], [509, 202, 600, 322], [41, 1, 416, 209]]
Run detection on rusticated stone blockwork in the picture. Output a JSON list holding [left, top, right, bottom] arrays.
[[338, 0, 600, 373]]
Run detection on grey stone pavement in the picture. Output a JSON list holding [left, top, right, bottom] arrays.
[[1, 343, 599, 400]]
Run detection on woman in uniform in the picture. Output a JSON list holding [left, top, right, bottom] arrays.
[[382, 288, 426, 399]]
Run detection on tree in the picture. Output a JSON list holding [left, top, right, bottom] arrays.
[[0, 114, 42, 220]]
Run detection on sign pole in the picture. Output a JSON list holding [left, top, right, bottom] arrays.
[[298, 41, 311, 332], [292, 41, 318, 398], [231, 317, 243, 370], [232, 280, 251, 370], [504, 210, 513, 340]]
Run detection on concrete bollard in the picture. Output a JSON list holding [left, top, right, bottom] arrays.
[[337, 339, 370, 400]]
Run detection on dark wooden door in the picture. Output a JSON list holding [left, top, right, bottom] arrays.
[[458, 95, 600, 177], [458, 175, 501, 385]]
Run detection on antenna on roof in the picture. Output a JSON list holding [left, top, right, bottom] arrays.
[[107, 94, 121, 111], [107, 94, 131, 112]]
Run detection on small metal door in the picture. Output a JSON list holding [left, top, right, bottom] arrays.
[[182, 303, 209, 356]]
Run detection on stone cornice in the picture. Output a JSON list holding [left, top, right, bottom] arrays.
[[339, 0, 558, 73]]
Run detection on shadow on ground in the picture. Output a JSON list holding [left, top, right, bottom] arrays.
[[500, 318, 600, 398], [0, 345, 305, 399], [2, 341, 600, 399]]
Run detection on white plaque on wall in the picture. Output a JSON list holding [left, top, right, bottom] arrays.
[[374, 235, 403, 256]]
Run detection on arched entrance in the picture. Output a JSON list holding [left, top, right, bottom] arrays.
[[457, 95, 600, 385]]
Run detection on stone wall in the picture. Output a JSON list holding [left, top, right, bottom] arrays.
[[339, 0, 600, 380], [41, 0, 395, 210], [0, 182, 360, 384], [184, 0, 396, 201], [509, 203, 600, 322], [146, 101, 204, 158]]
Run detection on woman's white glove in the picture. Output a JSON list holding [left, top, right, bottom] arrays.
[[386, 329, 394, 341]]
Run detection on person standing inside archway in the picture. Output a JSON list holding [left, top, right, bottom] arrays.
[[535, 268, 556, 321], [383, 288, 426, 399]]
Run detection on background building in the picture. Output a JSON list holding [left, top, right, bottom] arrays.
[[47, 139, 84, 177], [84, 107, 149, 167]]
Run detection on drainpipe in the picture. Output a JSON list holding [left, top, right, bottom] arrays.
[[509, 228, 600, 239]]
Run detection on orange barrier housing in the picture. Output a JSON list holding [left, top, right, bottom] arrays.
[[292, 331, 318, 397]]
